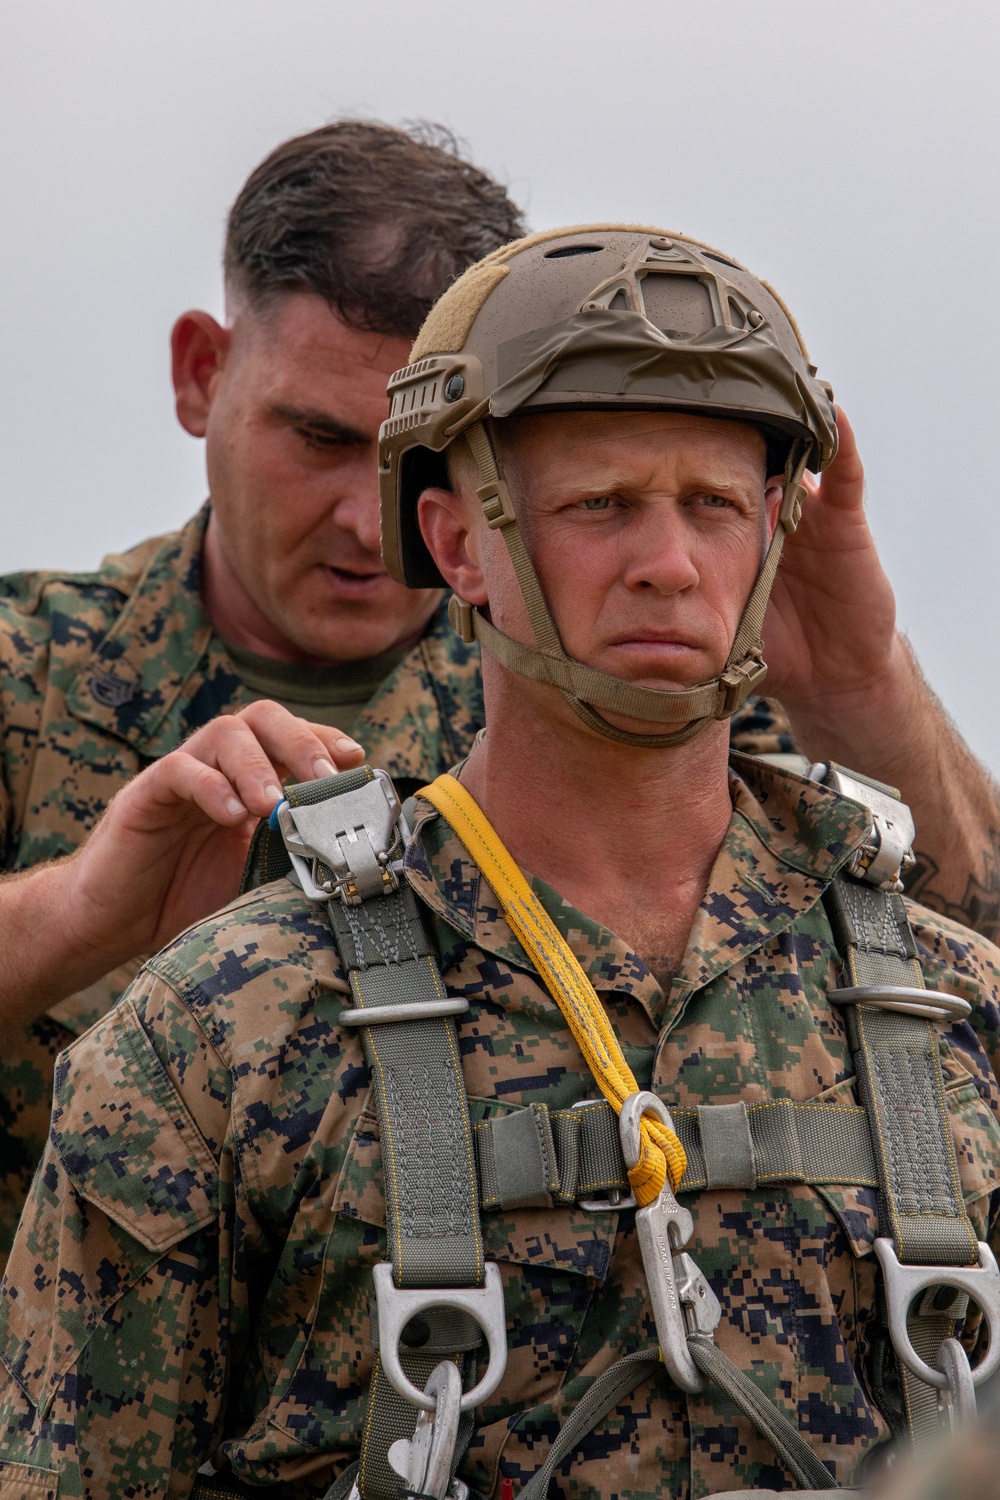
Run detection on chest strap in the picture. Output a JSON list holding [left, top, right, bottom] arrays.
[[474, 1095, 879, 1211]]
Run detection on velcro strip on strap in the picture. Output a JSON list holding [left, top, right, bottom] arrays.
[[825, 876, 979, 1268], [328, 884, 484, 1289]]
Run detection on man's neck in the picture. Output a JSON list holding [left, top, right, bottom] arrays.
[[201, 510, 320, 664], [460, 675, 735, 979]]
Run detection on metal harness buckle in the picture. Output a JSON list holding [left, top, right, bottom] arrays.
[[387, 1360, 470, 1500], [619, 1091, 722, 1393], [823, 765, 917, 891], [874, 1238, 1000, 1398], [372, 1262, 508, 1415], [278, 770, 406, 905]]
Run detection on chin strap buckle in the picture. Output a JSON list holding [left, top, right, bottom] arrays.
[[718, 650, 768, 717]]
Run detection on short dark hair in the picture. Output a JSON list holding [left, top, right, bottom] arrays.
[[224, 119, 526, 338]]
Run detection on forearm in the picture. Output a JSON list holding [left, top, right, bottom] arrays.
[[783, 635, 1000, 943], [0, 856, 121, 1027]]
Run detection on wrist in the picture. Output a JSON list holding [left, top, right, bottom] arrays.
[[780, 635, 927, 777], [0, 856, 129, 1025]]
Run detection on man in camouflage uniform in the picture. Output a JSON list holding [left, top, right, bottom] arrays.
[[4, 119, 1000, 1290], [0, 119, 525, 1266], [3, 225, 1000, 1499]]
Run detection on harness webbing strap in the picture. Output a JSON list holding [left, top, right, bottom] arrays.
[[416, 773, 687, 1202], [514, 1341, 839, 1498], [824, 879, 977, 1270], [278, 771, 486, 1500], [824, 874, 978, 1448], [474, 1096, 879, 1210]]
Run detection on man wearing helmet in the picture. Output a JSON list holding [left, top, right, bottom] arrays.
[[3, 228, 1000, 1500]]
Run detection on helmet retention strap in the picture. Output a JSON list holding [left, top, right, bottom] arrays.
[[455, 421, 809, 748]]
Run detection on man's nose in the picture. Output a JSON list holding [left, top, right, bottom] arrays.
[[329, 465, 383, 554], [622, 510, 700, 594]]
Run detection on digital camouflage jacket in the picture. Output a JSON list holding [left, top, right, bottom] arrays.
[[2, 759, 999, 1500], [0, 509, 789, 1268]]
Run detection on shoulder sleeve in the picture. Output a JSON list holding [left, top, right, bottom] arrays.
[[0, 973, 229, 1500], [907, 901, 1000, 1106], [0, 595, 51, 862]]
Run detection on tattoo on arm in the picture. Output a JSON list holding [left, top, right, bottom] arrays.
[[907, 837, 1000, 948]]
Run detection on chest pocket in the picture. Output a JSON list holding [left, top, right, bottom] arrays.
[[253, 1088, 617, 1463], [0, 997, 218, 1418]]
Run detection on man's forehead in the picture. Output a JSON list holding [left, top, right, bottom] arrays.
[[231, 288, 411, 372], [497, 409, 769, 485]]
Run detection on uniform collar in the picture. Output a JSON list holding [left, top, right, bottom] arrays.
[[404, 754, 872, 1030], [65, 505, 482, 781]]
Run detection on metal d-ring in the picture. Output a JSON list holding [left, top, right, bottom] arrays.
[[874, 1238, 1000, 1391], [372, 1262, 508, 1413]]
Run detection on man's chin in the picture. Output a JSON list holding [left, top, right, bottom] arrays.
[[274, 587, 440, 665]]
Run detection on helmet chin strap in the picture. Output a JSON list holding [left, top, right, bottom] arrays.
[[450, 421, 810, 750]]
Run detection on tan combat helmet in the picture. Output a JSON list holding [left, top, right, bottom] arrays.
[[378, 225, 839, 746]]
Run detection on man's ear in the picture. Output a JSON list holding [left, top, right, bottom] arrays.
[[764, 477, 785, 540], [417, 488, 489, 606], [171, 311, 231, 437]]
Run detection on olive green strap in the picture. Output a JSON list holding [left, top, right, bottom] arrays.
[[688, 1340, 837, 1490], [473, 1096, 879, 1211], [824, 878, 977, 1269], [326, 884, 483, 1288], [516, 1350, 661, 1500], [825, 873, 978, 1446], [516, 1342, 839, 1498], [277, 769, 486, 1500]]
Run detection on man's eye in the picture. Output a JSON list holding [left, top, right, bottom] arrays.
[[699, 493, 731, 509], [581, 495, 612, 511], [297, 428, 342, 451]]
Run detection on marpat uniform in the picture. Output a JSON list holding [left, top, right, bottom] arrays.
[[0, 509, 788, 1266], [4, 226, 992, 1500]]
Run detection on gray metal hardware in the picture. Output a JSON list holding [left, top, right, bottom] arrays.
[[874, 1238, 1000, 1391], [372, 1261, 508, 1414], [828, 986, 972, 1023], [339, 998, 470, 1027], [823, 765, 916, 891], [386, 1360, 467, 1500], [278, 770, 405, 905], [936, 1337, 977, 1427], [619, 1091, 722, 1393], [571, 1098, 636, 1212]]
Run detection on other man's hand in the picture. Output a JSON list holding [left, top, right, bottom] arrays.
[[1, 703, 365, 1023]]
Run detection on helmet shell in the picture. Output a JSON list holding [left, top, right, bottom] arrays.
[[379, 225, 837, 587]]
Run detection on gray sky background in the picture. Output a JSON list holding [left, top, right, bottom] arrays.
[[2, 1, 998, 768]]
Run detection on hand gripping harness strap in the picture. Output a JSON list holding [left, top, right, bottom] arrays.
[[276, 769, 488, 1500]]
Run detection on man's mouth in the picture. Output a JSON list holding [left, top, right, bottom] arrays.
[[320, 563, 389, 598]]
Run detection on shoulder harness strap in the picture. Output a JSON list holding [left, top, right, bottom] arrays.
[[820, 762, 1000, 1447], [274, 767, 505, 1500]]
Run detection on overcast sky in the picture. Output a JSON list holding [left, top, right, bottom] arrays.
[[2, 0, 999, 769]]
